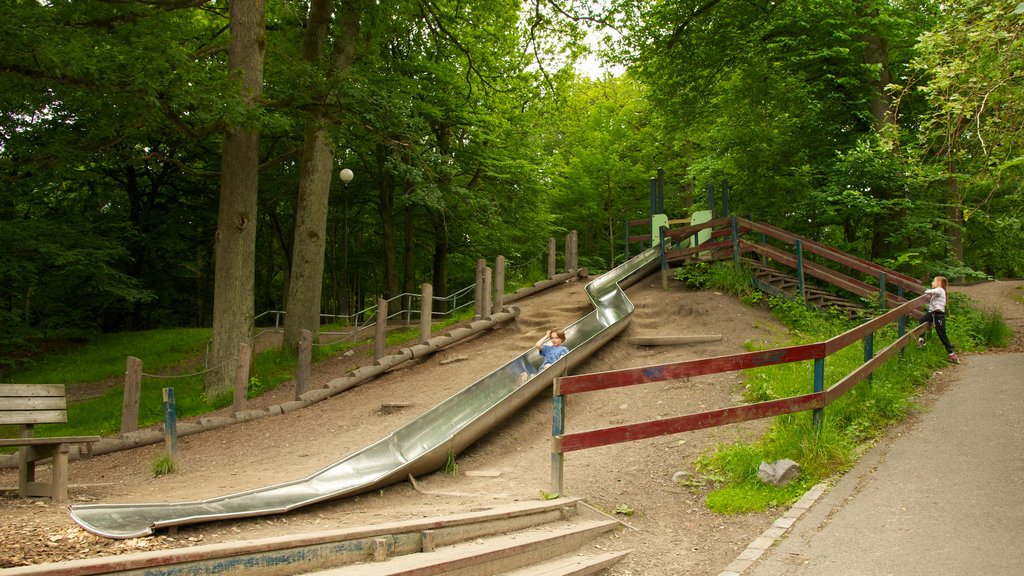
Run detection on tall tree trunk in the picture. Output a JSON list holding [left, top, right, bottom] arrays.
[[863, 7, 898, 261], [282, 0, 359, 350], [206, 0, 265, 397], [947, 174, 964, 261]]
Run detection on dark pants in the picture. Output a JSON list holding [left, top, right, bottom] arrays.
[[919, 310, 954, 354]]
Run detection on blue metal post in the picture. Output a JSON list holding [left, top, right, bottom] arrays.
[[864, 332, 874, 387], [551, 382, 566, 496], [730, 216, 740, 269], [879, 272, 887, 310], [706, 183, 715, 218], [795, 240, 806, 302], [812, 358, 825, 430], [162, 387, 178, 457]]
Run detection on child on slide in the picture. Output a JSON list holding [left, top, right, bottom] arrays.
[[519, 329, 569, 384], [536, 329, 569, 368]]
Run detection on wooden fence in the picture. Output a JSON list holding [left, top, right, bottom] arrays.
[[550, 215, 931, 495]]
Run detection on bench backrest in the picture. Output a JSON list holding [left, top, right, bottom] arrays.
[[0, 384, 69, 434]]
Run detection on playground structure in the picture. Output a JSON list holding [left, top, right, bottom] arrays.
[[69, 182, 933, 540], [68, 239, 659, 539]]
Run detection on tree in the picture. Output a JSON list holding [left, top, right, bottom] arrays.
[[898, 0, 1024, 275], [206, 0, 265, 397], [282, 0, 360, 351]]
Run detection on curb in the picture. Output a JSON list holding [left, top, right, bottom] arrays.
[[717, 482, 829, 576]]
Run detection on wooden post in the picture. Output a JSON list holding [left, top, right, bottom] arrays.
[[420, 283, 433, 344], [481, 266, 492, 318], [474, 258, 486, 318], [375, 298, 388, 361], [551, 378, 566, 497], [796, 239, 806, 302], [295, 329, 312, 400], [162, 387, 177, 457], [812, 358, 825, 431], [121, 356, 142, 434], [548, 237, 556, 278], [493, 256, 505, 314], [232, 342, 251, 413], [573, 230, 579, 270]]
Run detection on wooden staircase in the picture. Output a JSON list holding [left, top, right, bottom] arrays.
[[13, 498, 631, 576], [745, 259, 866, 318]]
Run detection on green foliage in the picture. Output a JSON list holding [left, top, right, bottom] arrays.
[[945, 293, 1012, 350], [151, 452, 178, 477], [695, 293, 995, 514], [673, 262, 755, 297]]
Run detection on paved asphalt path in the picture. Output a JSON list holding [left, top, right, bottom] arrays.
[[746, 353, 1024, 576]]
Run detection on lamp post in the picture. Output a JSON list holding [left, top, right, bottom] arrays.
[[339, 168, 353, 187], [339, 168, 353, 323]]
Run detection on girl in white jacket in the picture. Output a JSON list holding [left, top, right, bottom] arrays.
[[917, 276, 959, 363]]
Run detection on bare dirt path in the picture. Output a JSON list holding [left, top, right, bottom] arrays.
[[1, 277, 1020, 574]]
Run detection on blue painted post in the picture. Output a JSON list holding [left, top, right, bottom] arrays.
[[864, 332, 874, 387], [660, 226, 669, 288], [706, 183, 715, 218], [879, 272, 887, 310], [795, 240, 806, 302], [162, 387, 177, 457], [812, 358, 825, 430], [897, 286, 906, 339], [730, 216, 740, 270], [551, 381, 566, 496]]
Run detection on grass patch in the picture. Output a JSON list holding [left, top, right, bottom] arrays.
[[151, 452, 178, 477], [1, 308, 479, 450], [691, 290, 1007, 515]]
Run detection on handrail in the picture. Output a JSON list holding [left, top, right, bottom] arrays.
[[550, 259, 930, 491]]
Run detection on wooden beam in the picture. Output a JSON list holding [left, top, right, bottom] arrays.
[[557, 343, 826, 396], [556, 393, 825, 453]]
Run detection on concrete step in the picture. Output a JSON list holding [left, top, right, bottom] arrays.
[[313, 519, 621, 575], [7, 499, 590, 576], [501, 549, 633, 575]]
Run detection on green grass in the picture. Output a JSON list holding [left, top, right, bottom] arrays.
[[691, 292, 1008, 514], [1, 309, 478, 450]]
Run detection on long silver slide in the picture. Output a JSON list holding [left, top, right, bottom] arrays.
[[69, 248, 662, 538]]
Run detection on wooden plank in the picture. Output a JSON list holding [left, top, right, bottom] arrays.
[[825, 296, 926, 354], [1, 397, 66, 411], [0, 436, 100, 447], [558, 343, 826, 396], [0, 410, 68, 425], [735, 218, 923, 292], [626, 335, 722, 346], [826, 331, 912, 403], [0, 384, 66, 397], [556, 393, 825, 453]]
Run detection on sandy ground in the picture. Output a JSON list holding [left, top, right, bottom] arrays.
[[1, 276, 1021, 574]]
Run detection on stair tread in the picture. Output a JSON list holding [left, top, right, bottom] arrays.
[[501, 548, 634, 576], [314, 519, 619, 575]]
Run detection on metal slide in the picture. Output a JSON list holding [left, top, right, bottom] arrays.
[[69, 248, 662, 539]]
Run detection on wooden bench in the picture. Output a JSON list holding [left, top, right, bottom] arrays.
[[0, 384, 100, 502]]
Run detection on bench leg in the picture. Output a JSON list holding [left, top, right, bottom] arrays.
[[17, 447, 33, 499], [18, 444, 70, 502]]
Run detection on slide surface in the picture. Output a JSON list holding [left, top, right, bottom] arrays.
[[69, 247, 661, 538]]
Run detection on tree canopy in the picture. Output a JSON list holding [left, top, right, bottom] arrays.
[[2, 0, 1022, 376]]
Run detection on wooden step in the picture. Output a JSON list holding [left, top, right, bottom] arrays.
[[313, 519, 621, 575], [502, 549, 633, 575]]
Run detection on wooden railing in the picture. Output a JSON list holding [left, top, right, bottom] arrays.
[[550, 217, 931, 495]]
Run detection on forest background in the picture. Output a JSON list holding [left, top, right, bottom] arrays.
[[2, 0, 1022, 396]]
